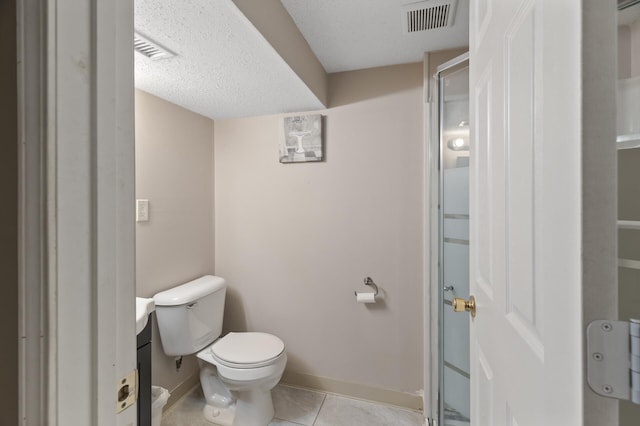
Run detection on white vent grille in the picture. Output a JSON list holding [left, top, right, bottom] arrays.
[[134, 32, 176, 60], [402, 0, 458, 33]]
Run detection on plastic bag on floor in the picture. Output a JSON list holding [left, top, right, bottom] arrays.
[[151, 386, 170, 426]]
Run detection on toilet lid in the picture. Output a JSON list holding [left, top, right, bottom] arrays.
[[211, 332, 285, 366]]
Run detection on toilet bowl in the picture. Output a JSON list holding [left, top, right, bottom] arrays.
[[153, 276, 286, 426], [197, 332, 287, 426]]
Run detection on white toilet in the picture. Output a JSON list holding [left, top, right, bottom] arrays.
[[153, 275, 287, 426]]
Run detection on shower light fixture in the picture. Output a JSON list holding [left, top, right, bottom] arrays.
[[447, 137, 469, 151]]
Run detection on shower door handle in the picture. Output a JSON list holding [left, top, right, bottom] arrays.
[[452, 295, 476, 318]]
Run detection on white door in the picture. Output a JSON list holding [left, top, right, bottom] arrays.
[[468, 0, 616, 425]]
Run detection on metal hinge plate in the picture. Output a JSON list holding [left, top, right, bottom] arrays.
[[586, 319, 640, 404], [116, 369, 138, 413]]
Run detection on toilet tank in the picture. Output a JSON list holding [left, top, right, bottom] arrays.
[[153, 275, 226, 356]]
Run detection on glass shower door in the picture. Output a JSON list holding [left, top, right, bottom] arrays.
[[436, 55, 470, 426]]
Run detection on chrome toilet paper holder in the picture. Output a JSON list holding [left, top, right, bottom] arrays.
[[354, 277, 378, 297]]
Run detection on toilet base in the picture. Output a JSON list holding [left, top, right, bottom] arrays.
[[233, 388, 275, 426], [202, 388, 275, 426], [203, 403, 236, 426]]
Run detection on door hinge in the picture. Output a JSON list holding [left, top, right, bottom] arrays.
[[586, 319, 640, 404], [116, 369, 138, 413]]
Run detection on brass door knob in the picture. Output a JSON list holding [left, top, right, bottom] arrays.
[[452, 295, 476, 318]]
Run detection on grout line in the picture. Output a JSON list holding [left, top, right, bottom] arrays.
[[273, 417, 306, 426], [166, 383, 422, 426], [278, 383, 325, 395], [311, 392, 327, 426], [318, 388, 423, 414]]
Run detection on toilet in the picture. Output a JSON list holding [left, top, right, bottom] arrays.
[[153, 275, 287, 426]]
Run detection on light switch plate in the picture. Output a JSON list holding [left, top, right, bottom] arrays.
[[136, 199, 149, 222]]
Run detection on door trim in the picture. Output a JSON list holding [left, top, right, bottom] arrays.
[[18, 1, 137, 424], [581, 1, 618, 424], [17, 0, 46, 423]]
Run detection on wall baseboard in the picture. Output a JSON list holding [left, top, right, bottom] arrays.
[[162, 370, 424, 413], [165, 373, 200, 411], [281, 370, 424, 412]]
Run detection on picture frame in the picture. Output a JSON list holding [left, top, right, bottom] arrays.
[[279, 114, 323, 163]]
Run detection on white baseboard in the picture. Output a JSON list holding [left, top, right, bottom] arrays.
[[281, 370, 423, 412], [165, 373, 200, 411], [163, 370, 424, 413]]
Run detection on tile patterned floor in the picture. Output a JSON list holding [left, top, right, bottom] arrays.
[[160, 384, 425, 426]]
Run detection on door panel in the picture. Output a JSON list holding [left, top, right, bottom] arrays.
[[470, 0, 587, 424], [505, 2, 539, 342], [472, 64, 494, 301]]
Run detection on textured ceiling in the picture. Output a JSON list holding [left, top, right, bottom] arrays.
[[134, 0, 470, 119], [281, 0, 469, 73], [134, 0, 325, 120]]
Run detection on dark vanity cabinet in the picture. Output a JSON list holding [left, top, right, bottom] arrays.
[[137, 314, 152, 426]]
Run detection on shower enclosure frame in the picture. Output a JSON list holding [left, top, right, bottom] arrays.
[[429, 51, 469, 426]]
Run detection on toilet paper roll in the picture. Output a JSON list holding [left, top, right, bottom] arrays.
[[356, 292, 376, 304]]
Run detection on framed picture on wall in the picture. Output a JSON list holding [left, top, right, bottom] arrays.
[[279, 114, 324, 163]]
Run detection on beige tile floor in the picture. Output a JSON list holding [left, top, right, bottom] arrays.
[[161, 384, 425, 426]]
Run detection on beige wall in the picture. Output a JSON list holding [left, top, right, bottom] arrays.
[[214, 63, 424, 398], [619, 26, 631, 79], [619, 20, 640, 79], [135, 90, 215, 400], [632, 20, 640, 77], [0, 0, 18, 424]]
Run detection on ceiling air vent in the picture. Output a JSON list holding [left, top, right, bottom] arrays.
[[134, 32, 176, 60], [402, 0, 458, 33]]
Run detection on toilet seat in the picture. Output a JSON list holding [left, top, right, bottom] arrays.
[[209, 332, 285, 369]]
